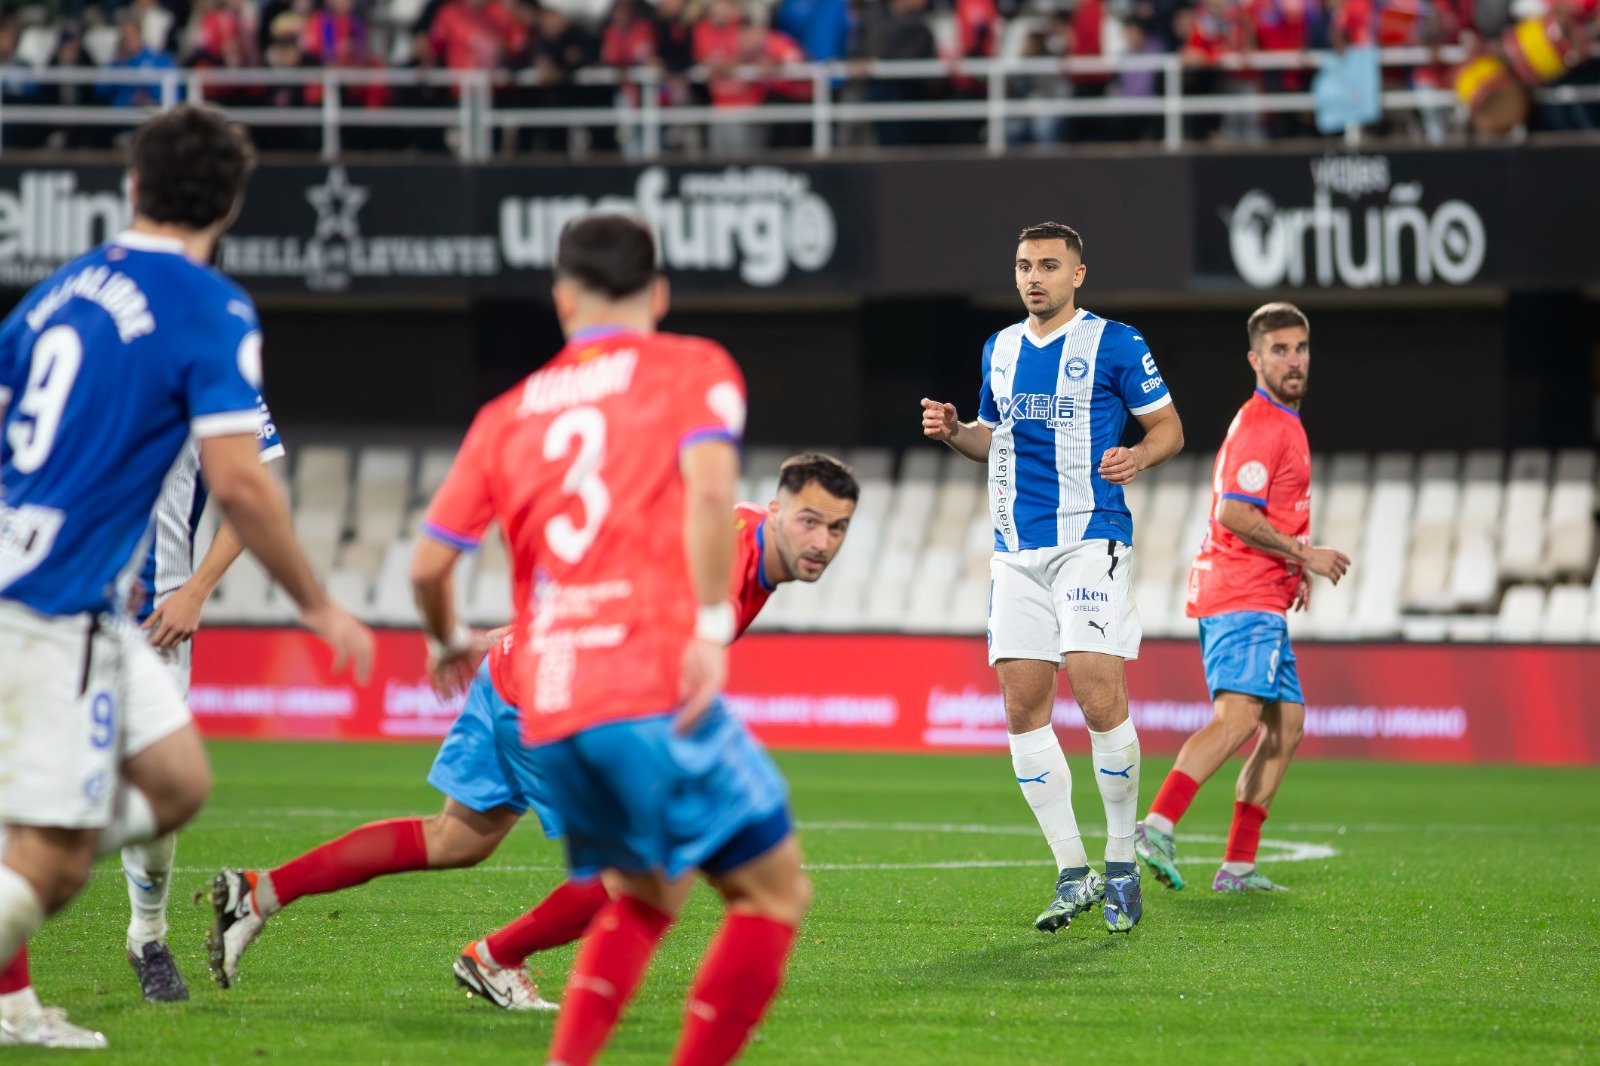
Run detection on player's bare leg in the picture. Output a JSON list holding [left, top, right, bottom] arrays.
[[1064, 651, 1143, 932], [208, 799, 518, 988], [1137, 691, 1268, 890], [998, 658, 1101, 931], [1214, 701, 1304, 893]]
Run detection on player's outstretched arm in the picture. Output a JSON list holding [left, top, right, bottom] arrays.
[[411, 536, 487, 698], [144, 521, 247, 651], [678, 438, 739, 733], [1217, 498, 1352, 583], [1100, 402, 1184, 485], [921, 398, 991, 463], [199, 433, 375, 679]]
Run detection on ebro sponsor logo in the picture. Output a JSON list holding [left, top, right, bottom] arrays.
[[1225, 154, 1486, 289]]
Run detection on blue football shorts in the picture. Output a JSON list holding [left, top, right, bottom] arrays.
[[1197, 610, 1304, 705], [507, 699, 792, 880], [426, 663, 564, 839]]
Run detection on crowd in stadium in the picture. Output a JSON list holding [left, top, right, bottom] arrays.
[[0, 0, 1595, 149]]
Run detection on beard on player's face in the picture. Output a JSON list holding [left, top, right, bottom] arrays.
[[1265, 362, 1308, 403]]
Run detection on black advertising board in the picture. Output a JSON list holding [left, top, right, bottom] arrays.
[[0, 147, 1590, 300]]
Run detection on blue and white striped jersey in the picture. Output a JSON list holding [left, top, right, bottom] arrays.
[[135, 398, 284, 623], [0, 231, 266, 617], [977, 309, 1172, 551]]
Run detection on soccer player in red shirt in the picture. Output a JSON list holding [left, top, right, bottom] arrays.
[[452, 453, 856, 1008], [1135, 303, 1351, 893]]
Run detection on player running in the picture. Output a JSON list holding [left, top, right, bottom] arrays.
[[1135, 302, 1350, 893], [431, 213, 805, 1066], [921, 221, 1183, 935], [0, 408, 285, 1023], [205, 451, 856, 1012], [0, 105, 371, 1050]]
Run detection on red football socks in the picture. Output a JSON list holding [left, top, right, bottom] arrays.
[[1225, 801, 1270, 864], [483, 878, 609, 967], [0, 948, 29, 995], [546, 895, 673, 1066], [670, 912, 798, 1066], [1149, 770, 1201, 827], [267, 818, 429, 910]]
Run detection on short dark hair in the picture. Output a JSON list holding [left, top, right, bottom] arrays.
[[1017, 221, 1084, 260], [1247, 301, 1310, 348], [129, 105, 254, 231], [555, 214, 657, 299], [777, 452, 859, 502]]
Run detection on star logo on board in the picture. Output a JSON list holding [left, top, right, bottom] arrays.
[[306, 166, 368, 242]]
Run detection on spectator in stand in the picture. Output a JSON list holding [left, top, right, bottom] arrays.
[[394, 30, 454, 152], [102, 15, 179, 108], [1113, 16, 1166, 141], [302, 0, 371, 66], [1183, 0, 1259, 139], [430, 0, 526, 70], [1249, 0, 1311, 135], [239, 11, 323, 152], [1006, 22, 1066, 144], [600, 0, 659, 155], [948, 0, 1000, 143], [775, 0, 851, 60], [0, 17, 44, 150], [1062, 0, 1116, 141], [849, 0, 940, 146], [40, 31, 111, 148], [693, 0, 763, 153], [194, 0, 261, 66], [257, 0, 313, 52]]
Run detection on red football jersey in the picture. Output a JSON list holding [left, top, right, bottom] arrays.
[[423, 327, 747, 744], [732, 502, 775, 636], [1187, 389, 1311, 618]]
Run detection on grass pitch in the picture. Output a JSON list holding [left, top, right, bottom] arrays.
[[17, 741, 1599, 1064]]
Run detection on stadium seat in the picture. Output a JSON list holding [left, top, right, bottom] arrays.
[[1446, 450, 1504, 612], [1498, 449, 1552, 582], [1351, 453, 1414, 637], [1402, 452, 1459, 612], [1545, 449, 1597, 580], [17, 26, 58, 68], [1492, 584, 1546, 641], [1539, 585, 1590, 642]]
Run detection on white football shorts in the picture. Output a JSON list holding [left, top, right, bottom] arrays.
[[0, 601, 191, 829], [987, 539, 1142, 665]]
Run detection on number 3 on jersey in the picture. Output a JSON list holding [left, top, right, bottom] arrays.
[[7, 326, 82, 474], [543, 406, 610, 564]]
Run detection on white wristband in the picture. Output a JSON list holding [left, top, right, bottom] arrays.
[[695, 602, 737, 646], [426, 622, 474, 661]]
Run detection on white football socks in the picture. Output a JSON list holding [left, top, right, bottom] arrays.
[[1143, 812, 1175, 836], [0, 866, 45, 974], [96, 786, 158, 858], [123, 833, 176, 950], [1009, 725, 1088, 872], [1090, 718, 1141, 865]]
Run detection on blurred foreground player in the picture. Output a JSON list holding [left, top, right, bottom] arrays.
[[1135, 302, 1351, 893], [454, 452, 856, 1009], [205, 451, 855, 1014], [412, 213, 809, 1066], [0, 105, 371, 1050]]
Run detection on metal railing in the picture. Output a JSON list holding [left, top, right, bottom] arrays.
[[0, 45, 1595, 161]]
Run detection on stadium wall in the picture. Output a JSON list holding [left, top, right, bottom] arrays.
[[189, 628, 1600, 766]]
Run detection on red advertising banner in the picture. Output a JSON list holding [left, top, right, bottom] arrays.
[[190, 628, 1600, 765]]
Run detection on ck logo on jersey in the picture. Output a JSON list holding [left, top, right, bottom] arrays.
[[996, 393, 1074, 427]]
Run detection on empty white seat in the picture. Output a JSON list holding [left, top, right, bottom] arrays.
[[1499, 449, 1552, 582], [1540, 585, 1590, 642], [1493, 584, 1545, 641], [1546, 449, 1597, 579]]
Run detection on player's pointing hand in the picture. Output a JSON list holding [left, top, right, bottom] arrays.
[[921, 398, 959, 442]]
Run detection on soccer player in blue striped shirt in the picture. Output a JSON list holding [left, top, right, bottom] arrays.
[[922, 221, 1184, 934]]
